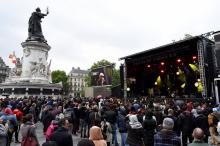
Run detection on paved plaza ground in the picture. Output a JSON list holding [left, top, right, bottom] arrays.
[[11, 122, 82, 146], [11, 122, 122, 146]]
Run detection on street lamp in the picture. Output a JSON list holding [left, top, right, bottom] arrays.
[[127, 87, 130, 98]]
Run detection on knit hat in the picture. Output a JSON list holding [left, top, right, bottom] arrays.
[[77, 139, 95, 146], [162, 118, 174, 130], [4, 108, 12, 115]]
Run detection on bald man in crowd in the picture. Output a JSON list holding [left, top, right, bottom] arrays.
[[187, 128, 209, 146]]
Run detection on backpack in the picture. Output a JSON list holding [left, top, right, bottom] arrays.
[[45, 123, 58, 140], [21, 125, 39, 146], [101, 122, 108, 140], [0, 124, 7, 136]]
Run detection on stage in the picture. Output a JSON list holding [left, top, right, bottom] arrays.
[[120, 36, 217, 98]]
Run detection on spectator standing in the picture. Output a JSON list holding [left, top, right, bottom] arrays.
[[89, 126, 107, 146], [154, 118, 181, 146], [142, 109, 157, 146], [1, 107, 18, 146], [126, 114, 144, 146], [187, 128, 209, 146], [50, 118, 73, 146], [13, 107, 23, 143], [117, 108, 128, 146], [0, 117, 8, 146], [178, 103, 195, 146], [20, 114, 39, 146]]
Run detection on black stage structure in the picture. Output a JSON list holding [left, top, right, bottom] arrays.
[[120, 36, 218, 99]]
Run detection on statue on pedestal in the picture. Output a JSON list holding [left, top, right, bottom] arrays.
[[27, 7, 49, 42]]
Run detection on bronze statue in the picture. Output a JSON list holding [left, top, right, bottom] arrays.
[[27, 7, 49, 42]]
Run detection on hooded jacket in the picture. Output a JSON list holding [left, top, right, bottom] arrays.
[[89, 126, 107, 146]]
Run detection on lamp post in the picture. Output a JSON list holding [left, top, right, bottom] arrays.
[[127, 87, 130, 99]]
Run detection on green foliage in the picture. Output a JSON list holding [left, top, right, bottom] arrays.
[[112, 68, 120, 86], [51, 70, 69, 95], [85, 74, 92, 87], [91, 59, 112, 70]]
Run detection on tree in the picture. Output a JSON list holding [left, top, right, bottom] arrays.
[[85, 59, 120, 87], [51, 70, 69, 95], [112, 68, 120, 86]]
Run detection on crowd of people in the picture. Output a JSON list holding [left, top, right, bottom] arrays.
[[0, 96, 220, 146]]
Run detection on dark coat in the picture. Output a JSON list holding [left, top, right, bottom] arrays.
[[126, 124, 144, 146], [195, 114, 209, 136], [166, 115, 179, 135], [51, 127, 73, 146], [42, 111, 55, 132], [178, 111, 195, 135], [142, 118, 157, 146], [117, 113, 127, 133], [105, 110, 117, 125]]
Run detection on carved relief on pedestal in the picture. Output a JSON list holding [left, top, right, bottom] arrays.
[[30, 58, 47, 77], [24, 48, 31, 57]]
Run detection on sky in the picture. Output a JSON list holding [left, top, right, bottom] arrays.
[[0, 0, 220, 73]]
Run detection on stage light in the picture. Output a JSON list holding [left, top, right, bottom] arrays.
[[156, 76, 161, 86], [197, 78, 201, 82], [197, 83, 203, 93], [161, 62, 165, 66], [189, 64, 198, 72], [192, 56, 197, 60], [147, 64, 151, 68], [177, 58, 181, 63], [160, 70, 164, 73], [181, 83, 185, 88], [176, 67, 183, 75], [194, 82, 199, 87], [155, 82, 158, 85], [127, 87, 130, 92]]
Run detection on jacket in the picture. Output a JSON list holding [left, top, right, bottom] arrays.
[[142, 117, 157, 146], [51, 127, 73, 146], [0, 124, 7, 146], [187, 140, 209, 146], [126, 115, 144, 146], [154, 129, 181, 146]]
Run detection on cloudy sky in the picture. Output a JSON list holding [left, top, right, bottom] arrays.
[[0, 0, 219, 73]]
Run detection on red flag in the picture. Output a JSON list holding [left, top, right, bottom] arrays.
[[12, 57, 16, 64]]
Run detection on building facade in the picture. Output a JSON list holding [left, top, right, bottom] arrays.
[[0, 57, 9, 83], [69, 67, 89, 97]]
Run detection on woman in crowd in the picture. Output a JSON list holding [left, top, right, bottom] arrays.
[[89, 126, 107, 146], [142, 109, 157, 146], [0, 117, 8, 146], [126, 114, 144, 146], [20, 114, 39, 146]]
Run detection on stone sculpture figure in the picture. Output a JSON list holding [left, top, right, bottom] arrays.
[[27, 7, 49, 42]]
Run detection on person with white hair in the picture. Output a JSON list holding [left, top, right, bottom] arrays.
[[126, 114, 144, 146], [154, 118, 181, 146]]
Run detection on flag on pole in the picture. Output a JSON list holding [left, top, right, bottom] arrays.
[[9, 51, 17, 64]]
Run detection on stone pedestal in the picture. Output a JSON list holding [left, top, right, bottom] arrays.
[[20, 41, 51, 83], [0, 40, 62, 97]]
